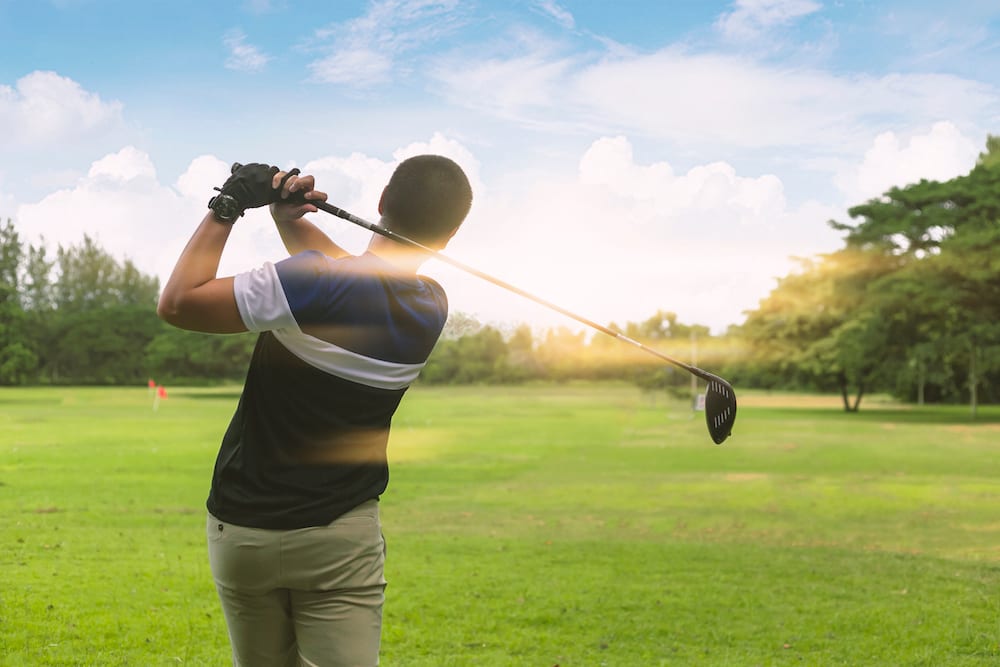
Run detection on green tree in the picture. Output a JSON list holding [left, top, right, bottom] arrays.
[[0, 219, 35, 384], [439, 311, 483, 339], [826, 148, 1000, 410], [46, 306, 163, 384], [421, 325, 510, 384], [54, 235, 158, 312], [0, 218, 21, 296], [22, 234, 163, 384], [22, 241, 55, 312], [977, 134, 1000, 169], [502, 323, 540, 382], [0, 342, 38, 384], [739, 135, 1000, 409], [739, 248, 899, 410], [535, 327, 587, 380], [145, 328, 256, 383]]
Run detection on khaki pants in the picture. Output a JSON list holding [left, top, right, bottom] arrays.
[[207, 500, 386, 667]]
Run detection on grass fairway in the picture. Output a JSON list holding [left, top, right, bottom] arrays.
[[2, 384, 999, 666]]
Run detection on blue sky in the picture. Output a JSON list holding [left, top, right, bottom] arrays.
[[1, 0, 998, 331]]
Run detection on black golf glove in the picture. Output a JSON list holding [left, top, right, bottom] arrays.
[[209, 163, 308, 222], [215, 162, 281, 211]]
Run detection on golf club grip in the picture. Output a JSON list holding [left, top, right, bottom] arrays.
[[312, 201, 373, 229]]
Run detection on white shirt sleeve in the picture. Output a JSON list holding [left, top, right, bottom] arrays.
[[233, 262, 300, 332]]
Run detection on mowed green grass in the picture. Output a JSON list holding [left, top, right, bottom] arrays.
[[2, 385, 999, 666]]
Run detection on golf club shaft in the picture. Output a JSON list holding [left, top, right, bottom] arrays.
[[313, 200, 722, 384]]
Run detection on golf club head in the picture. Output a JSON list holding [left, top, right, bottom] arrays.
[[702, 373, 737, 445]]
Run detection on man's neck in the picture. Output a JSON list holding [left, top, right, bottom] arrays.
[[366, 233, 429, 275]]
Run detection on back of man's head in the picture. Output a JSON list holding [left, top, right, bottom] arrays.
[[381, 155, 473, 248]]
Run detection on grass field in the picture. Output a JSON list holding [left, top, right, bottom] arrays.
[[2, 383, 999, 666]]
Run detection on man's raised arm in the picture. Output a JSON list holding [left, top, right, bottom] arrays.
[[271, 172, 348, 258]]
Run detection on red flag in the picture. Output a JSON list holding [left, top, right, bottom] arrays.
[[148, 379, 156, 388], [157, 386, 167, 399]]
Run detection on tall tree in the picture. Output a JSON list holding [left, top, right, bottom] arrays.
[[977, 134, 1000, 169], [54, 235, 158, 312], [0, 219, 37, 384], [0, 219, 22, 297], [826, 146, 1000, 410], [22, 241, 55, 312], [739, 248, 899, 410]]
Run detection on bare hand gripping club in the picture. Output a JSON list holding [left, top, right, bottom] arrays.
[[234, 162, 737, 444]]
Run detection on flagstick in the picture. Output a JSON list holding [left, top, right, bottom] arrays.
[[153, 385, 167, 412]]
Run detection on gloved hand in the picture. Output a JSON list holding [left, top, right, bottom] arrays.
[[216, 162, 280, 211], [213, 162, 310, 215]]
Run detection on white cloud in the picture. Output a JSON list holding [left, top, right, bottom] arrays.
[[0, 71, 123, 146], [579, 136, 787, 232], [577, 55, 997, 153], [309, 49, 394, 86], [14, 136, 839, 332], [14, 149, 273, 287], [834, 122, 980, 202], [534, 0, 575, 29], [436, 136, 835, 333], [14, 138, 488, 300], [224, 29, 271, 72], [175, 155, 232, 201], [18, 148, 181, 277], [716, 0, 823, 40], [87, 146, 157, 183], [308, 0, 465, 86], [431, 46, 999, 156], [0, 189, 15, 218], [432, 50, 576, 124]]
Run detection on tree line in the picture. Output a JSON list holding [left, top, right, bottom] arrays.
[[422, 311, 727, 396], [0, 221, 724, 392], [0, 225, 257, 386], [0, 135, 997, 410]]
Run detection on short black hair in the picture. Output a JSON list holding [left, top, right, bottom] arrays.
[[381, 155, 473, 247]]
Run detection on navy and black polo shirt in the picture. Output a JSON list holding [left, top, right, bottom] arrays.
[[206, 250, 448, 529]]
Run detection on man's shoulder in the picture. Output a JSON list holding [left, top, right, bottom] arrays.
[[279, 249, 335, 271]]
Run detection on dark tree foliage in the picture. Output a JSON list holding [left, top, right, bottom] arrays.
[[46, 306, 163, 384], [737, 135, 1000, 411], [145, 327, 256, 384], [420, 325, 510, 384], [0, 219, 36, 384], [0, 220, 254, 385]]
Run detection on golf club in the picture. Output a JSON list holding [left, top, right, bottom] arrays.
[[237, 163, 737, 444]]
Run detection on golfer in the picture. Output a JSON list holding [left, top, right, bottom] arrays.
[[157, 156, 473, 666]]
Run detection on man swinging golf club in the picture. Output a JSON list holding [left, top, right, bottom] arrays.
[[158, 156, 473, 666]]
